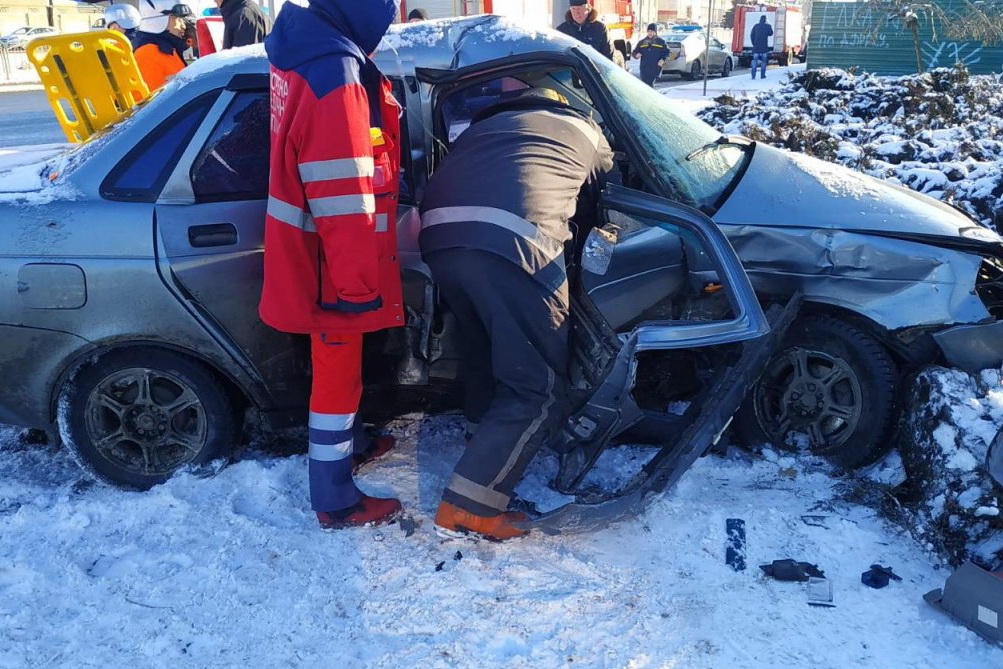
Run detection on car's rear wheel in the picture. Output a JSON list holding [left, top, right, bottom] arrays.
[[58, 348, 239, 489], [721, 58, 732, 77], [735, 316, 898, 469], [686, 60, 702, 80]]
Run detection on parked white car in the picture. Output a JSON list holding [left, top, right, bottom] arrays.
[[0, 26, 57, 50], [658, 26, 733, 80]]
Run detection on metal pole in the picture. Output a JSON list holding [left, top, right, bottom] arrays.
[[702, 0, 713, 96]]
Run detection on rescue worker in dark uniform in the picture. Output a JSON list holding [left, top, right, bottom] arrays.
[[632, 23, 669, 87], [420, 89, 614, 541], [556, 0, 614, 60], [216, 0, 271, 49]]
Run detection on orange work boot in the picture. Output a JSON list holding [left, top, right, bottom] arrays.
[[434, 500, 529, 542], [351, 434, 396, 472], [316, 495, 402, 530]]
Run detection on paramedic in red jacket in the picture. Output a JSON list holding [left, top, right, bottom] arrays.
[[262, 0, 404, 529]]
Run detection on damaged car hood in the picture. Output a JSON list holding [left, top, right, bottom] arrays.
[[716, 143, 997, 241], [713, 144, 999, 330]]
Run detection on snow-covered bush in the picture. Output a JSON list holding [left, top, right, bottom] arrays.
[[896, 368, 1003, 568], [698, 67, 1003, 230]]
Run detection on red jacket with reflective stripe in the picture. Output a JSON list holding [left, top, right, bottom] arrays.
[[260, 53, 403, 335]]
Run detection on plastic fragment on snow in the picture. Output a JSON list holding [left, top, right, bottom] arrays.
[[760, 559, 825, 582], [398, 515, 417, 537], [861, 564, 902, 589], [925, 562, 1003, 647], [726, 518, 746, 571], [807, 577, 836, 607], [801, 515, 831, 528]]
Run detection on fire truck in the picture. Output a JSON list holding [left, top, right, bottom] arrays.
[[730, 3, 803, 67], [589, 0, 636, 66], [401, 0, 636, 66]]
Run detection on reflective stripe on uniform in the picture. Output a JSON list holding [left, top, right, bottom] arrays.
[[421, 206, 564, 262], [446, 473, 510, 512], [309, 411, 355, 431], [308, 194, 376, 218], [534, 110, 603, 151], [267, 196, 316, 232], [375, 213, 389, 233], [490, 367, 555, 488], [308, 411, 354, 462], [298, 157, 375, 183]]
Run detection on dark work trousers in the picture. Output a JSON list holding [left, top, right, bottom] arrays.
[[639, 64, 660, 87], [426, 249, 570, 517]]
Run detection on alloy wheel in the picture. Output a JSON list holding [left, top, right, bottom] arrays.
[[751, 347, 863, 451], [84, 367, 208, 476]]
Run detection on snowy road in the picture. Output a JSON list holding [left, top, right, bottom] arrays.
[[0, 88, 62, 148]]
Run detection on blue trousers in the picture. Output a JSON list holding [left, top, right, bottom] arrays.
[[751, 52, 768, 78]]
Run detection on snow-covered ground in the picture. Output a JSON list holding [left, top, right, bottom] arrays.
[[658, 63, 806, 114], [2, 410, 1002, 667], [694, 67, 1003, 229]]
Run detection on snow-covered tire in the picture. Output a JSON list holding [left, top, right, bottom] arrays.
[[735, 315, 898, 469], [613, 50, 626, 70], [58, 348, 238, 489]]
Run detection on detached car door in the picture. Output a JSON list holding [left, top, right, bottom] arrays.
[[153, 80, 310, 413]]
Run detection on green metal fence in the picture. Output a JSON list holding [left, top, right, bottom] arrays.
[[808, 1, 1003, 75]]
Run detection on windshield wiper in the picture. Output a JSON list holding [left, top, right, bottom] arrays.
[[685, 135, 752, 161]]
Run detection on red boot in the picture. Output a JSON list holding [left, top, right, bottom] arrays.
[[351, 435, 396, 472], [434, 501, 529, 542], [316, 495, 402, 530]]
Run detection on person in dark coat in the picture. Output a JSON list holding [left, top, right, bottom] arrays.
[[631, 23, 668, 86], [750, 15, 773, 79], [216, 0, 271, 49], [419, 88, 614, 541], [407, 8, 428, 21], [556, 0, 614, 60]]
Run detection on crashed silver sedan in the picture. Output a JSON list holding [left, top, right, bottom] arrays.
[[2, 16, 1002, 493]]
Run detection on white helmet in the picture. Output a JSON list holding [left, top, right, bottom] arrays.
[[138, 0, 177, 34], [104, 3, 142, 31]]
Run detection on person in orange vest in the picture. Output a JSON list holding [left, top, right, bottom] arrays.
[[134, 0, 189, 90]]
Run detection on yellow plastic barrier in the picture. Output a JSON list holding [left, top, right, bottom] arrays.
[[27, 30, 150, 143]]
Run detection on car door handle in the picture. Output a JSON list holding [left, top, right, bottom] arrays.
[[188, 223, 238, 248]]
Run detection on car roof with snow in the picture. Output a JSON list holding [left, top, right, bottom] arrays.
[[174, 15, 585, 86]]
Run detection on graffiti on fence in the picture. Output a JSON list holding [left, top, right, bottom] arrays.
[[814, 3, 903, 51], [922, 41, 983, 69]]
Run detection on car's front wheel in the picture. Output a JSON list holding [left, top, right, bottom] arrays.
[[58, 348, 239, 489], [721, 58, 732, 77], [736, 316, 898, 469]]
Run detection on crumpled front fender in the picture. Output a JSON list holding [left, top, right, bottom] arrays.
[[720, 224, 989, 331]]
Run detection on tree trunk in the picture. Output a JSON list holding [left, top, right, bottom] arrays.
[[911, 21, 924, 73]]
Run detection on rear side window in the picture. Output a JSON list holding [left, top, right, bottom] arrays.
[[191, 91, 269, 201], [101, 91, 218, 201]]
